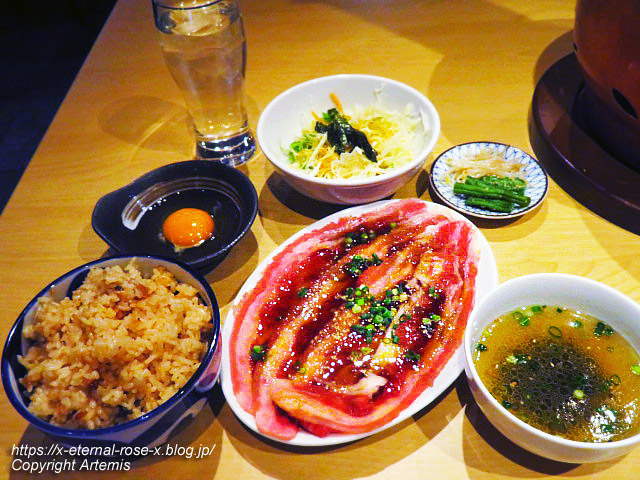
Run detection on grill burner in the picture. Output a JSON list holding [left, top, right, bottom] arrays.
[[529, 53, 640, 235]]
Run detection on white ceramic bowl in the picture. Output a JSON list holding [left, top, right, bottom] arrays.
[[463, 273, 640, 463], [257, 74, 440, 204]]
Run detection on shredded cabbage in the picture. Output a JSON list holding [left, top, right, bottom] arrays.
[[285, 100, 424, 180]]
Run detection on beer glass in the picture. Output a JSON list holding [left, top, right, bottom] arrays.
[[153, 0, 255, 165]]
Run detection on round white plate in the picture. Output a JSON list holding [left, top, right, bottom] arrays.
[[429, 141, 548, 220], [220, 199, 498, 446]]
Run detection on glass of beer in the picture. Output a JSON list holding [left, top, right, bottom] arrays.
[[152, 0, 255, 166]]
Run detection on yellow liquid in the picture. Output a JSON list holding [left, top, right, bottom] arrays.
[[157, 2, 248, 140], [474, 305, 640, 442]]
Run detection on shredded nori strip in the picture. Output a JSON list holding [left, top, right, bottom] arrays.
[[315, 108, 377, 162]]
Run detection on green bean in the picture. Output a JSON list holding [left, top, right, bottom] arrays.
[[464, 196, 514, 213], [453, 182, 531, 207], [467, 175, 527, 194]]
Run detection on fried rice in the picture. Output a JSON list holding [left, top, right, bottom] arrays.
[[18, 262, 212, 429]]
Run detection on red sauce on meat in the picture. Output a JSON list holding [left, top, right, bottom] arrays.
[[230, 200, 478, 439], [253, 248, 339, 347]]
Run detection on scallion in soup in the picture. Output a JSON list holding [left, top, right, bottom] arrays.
[[474, 305, 640, 442]]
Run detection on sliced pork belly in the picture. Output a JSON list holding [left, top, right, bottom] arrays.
[[229, 199, 479, 440]]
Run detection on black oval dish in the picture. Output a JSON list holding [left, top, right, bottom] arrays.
[[92, 161, 258, 272]]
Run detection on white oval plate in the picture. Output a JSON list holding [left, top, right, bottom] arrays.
[[220, 199, 498, 446], [429, 141, 548, 220]]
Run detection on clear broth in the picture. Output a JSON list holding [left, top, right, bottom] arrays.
[[474, 305, 640, 442]]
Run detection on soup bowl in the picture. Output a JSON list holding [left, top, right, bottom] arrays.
[[463, 273, 640, 463]]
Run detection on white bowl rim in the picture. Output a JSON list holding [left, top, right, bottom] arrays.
[[257, 73, 441, 187], [464, 272, 640, 450]]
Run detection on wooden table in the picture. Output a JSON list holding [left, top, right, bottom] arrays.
[[2, 0, 639, 478]]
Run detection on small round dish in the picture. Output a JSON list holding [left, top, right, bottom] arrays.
[[2, 254, 221, 450], [429, 141, 548, 220], [464, 273, 640, 463], [92, 160, 258, 272], [257, 74, 440, 205], [221, 199, 499, 446]]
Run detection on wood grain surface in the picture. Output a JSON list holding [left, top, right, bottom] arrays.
[[1, 0, 639, 478]]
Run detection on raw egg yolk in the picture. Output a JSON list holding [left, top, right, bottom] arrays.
[[162, 208, 214, 249]]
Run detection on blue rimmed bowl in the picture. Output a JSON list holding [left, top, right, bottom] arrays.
[[92, 160, 258, 273], [429, 141, 548, 220], [1, 255, 221, 450]]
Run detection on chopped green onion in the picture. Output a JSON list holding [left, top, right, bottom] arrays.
[[573, 389, 585, 400], [250, 345, 267, 362], [548, 326, 562, 338], [506, 355, 517, 364], [512, 311, 529, 326], [392, 334, 400, 344], [476, 343, 488, 352], [609, 375, 621, 386], [390, 222, 398, 229], [298, 366, 307, 374], [383, 338, 392, 344], [556, 307, 563, 313], [351, 324, 366, 334], [361, 347, 373, 355], [351, 304, 362, 314], [297, 287, 308, 298], [405, 350, 420, 362], [569, 320, 583, 328], [531, 305, 543, 313], [631, 365, 640, 376], [594, 321, 606, 336], [501, 400, 512, 410]]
